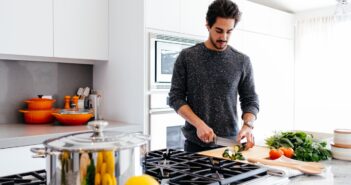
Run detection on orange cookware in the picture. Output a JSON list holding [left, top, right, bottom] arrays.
[[52, 109, 93, 126], [25, 95, 56, 110], [19, 109, 55, 124]]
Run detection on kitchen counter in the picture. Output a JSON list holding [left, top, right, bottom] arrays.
[[0, 121, 143, 149], [200, 144, 350, 185], [288, 159, 351, 185]]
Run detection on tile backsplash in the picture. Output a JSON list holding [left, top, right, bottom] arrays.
[[0, 60, 93, 124]]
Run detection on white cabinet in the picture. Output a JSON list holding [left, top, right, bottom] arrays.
[[0, 0, 53, 57], [0, 0, 108, 61], [146, 0, 212, 37], [145, 0, 181, 32], [180, 0, 210, 37], [54, 0, 108, 60], [0, 145, 45, 176], [237, 0, 294, 39]]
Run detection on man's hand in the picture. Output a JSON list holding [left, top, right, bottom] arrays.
[[236, 125, 254, 150], [196, 122, 216, 143], [176, 105, 216, 143]]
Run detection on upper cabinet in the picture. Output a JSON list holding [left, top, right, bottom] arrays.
[[180, 0, 210, 37], [145, 0, 181, 32], [0, 0, 53, 57], [53, 0, 108, 60], [236, 0, 294, 39], [0, 0, 108, 62], [145, 0, 211, 37]]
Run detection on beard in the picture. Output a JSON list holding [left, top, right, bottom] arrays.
[[209, 35, 227, 50]]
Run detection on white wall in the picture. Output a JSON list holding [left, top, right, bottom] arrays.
[[294, 6, 351, 133], [295, 6, 336, 20], [229, 0, 295, 144]]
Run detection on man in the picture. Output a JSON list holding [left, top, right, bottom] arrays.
[[168, 0, 259, 152]]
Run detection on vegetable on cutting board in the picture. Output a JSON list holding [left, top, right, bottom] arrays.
[[222, 144, 246, 160], [265, 131, 332, 162], [269, 149, 284, 160], [279, 147, 294, 158]]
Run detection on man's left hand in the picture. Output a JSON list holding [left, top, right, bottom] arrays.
[[236, 126, 254, 150]]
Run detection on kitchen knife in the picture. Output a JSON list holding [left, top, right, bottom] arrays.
[[214, 136, 241, 148]]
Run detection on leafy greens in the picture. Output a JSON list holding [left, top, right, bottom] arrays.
[[265, 131, 331, 162]]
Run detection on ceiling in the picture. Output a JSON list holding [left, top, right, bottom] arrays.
[[247, 0, 338, 13]]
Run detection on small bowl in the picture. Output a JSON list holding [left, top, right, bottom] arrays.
[[334, 129, 351, 147], [331, 143, 351, 161], [52, 109, 93, 126]]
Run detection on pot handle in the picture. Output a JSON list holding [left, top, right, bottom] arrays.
[[87, 120, 108, 137], [30, 147, 48, 158]]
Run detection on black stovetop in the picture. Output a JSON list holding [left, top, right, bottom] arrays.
[[0, 170, 46, 185], [144, 149, 268, 185]]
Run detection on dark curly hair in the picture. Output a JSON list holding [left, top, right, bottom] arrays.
[[206, 0, 241, 28]]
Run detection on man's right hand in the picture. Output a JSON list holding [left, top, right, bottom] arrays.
[[196, 122, 216, 143], [176, 105, 216, 143]]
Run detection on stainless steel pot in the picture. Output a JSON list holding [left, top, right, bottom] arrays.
[[31, 121, 149, 185]]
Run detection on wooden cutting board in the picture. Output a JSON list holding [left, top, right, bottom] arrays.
[[198, 145, 270, 161]]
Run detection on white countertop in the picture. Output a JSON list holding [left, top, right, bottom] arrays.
[[288, 159, 350, 185], [0, 121, 143, 148]]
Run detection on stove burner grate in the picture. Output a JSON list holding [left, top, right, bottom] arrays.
[[0, 170, 46, 185], [144, 149, 268, 185]]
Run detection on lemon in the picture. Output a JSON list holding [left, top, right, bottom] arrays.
[[125, 175, 159, 185]]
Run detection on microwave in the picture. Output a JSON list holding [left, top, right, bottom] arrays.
[[149, 33, 202, 89]]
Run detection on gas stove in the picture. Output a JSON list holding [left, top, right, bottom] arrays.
[[0, 149, 267, 185], [144, 149, 268, 185], [0, 170, 46, 185]]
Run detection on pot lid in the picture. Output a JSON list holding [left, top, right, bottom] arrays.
[[44, 120, 149, 151], [26, 95, 55, 102]]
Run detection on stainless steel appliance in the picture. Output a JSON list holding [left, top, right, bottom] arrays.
[[149, 92, 186, 150], [149, 109, 186, 150], [148, 34, 202, 150], [149, 33, 202, 89], [88, 90, 102, 120]]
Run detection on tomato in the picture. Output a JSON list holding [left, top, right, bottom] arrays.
[[269, 149, 283, 160], [279, 147, 294, 158]]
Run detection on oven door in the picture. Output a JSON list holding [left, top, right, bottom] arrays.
[[149, 111, 185, 150], [155, 41, 191, 83]]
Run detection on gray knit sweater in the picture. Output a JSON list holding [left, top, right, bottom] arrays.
[[168, 43, 259, 147]]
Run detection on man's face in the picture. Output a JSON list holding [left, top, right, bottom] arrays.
[[207, 17, 235, 51]]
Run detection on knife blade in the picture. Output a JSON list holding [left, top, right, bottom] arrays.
[[214, 136, 241, 148]]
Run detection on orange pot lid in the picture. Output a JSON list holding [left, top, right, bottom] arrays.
[[26, 98, 55, 102]]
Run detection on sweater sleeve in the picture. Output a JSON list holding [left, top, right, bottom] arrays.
[[168, 51, 188, 112], [238, 56, 259, 118]]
